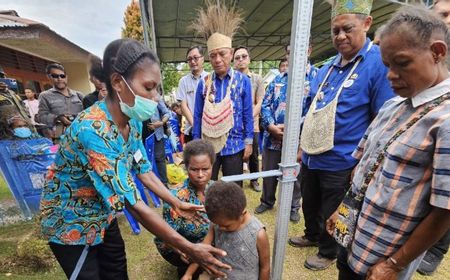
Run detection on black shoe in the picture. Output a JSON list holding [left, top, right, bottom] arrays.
[[290, 211, 300, 223], [417, 251, 443, 276], [254, 204, 272, 214], [250, 181, 262, 192]]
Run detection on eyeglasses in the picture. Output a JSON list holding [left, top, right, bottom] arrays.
[[50, 74, 66, 79], [186, 56, 203, 63], [234, 54, 248, 61]]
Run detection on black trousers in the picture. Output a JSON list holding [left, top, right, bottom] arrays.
[[260, 149, 302, 212], [248, 133, 260, 182], [337, 246, 364, 280], [212, 150, 244, 187], [301, 163, 352, 259], [49, 219, 128, 280], [428, 229, 450, 257], [184, 132, 193, 144], [154, 138, 168, 185]]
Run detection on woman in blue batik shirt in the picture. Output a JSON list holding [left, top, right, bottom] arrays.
[[40, 39, 229, 280]]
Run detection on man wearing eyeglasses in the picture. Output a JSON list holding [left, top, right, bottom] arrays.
[[36, 63, 84, 142], [176, 46, 208, 143], [233, 46, 264, 192]]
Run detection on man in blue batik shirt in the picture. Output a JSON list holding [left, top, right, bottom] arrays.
[[193, 33, 253, 187], [255, 43, 317, 223], [288, 0, 395, 271]]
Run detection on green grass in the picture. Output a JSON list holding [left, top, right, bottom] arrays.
[[0, 180, 448, 279], [0, 175, 12, 200]]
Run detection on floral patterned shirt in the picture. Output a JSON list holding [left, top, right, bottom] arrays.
[[154, 179, 212, 255], [40, 101, 151, 246]]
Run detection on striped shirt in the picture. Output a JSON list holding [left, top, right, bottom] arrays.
[[347, 78, 450, 275]]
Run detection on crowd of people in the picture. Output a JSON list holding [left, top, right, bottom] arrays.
[[0, 0, 449, 279]]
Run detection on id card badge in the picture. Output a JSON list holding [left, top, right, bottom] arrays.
[[133, 149, 143, 163]]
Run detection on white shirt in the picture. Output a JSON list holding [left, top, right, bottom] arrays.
[[176, 70, 208, 134], [24, 99, 39, 124]]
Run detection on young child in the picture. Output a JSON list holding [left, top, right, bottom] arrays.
[[182, 181, 270, 280]]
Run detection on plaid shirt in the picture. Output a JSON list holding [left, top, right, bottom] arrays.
[[347, 78, 450, 275]]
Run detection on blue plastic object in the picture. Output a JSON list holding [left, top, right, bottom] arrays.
[[124, 134, 165, 234], [0, 138, 55, 219], [168, 115, 183, 152]]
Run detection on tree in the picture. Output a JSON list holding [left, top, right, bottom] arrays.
[[161, 63, 183, 95], [122, 0, 143, 41]]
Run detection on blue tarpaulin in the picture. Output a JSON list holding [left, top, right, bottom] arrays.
[[0, 138, 55, 219]]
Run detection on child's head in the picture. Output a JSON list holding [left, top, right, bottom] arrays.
[[24, 88, 37, 100], [171, 102, 182, 116], [205, 181, 247, 232], [183, 139, 215, 189], [278, 58, 288, 74]]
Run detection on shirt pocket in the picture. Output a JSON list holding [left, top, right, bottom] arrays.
[[379, 141, 431, 190]]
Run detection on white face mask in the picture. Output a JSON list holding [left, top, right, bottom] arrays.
[[117, 76, 158, 121]]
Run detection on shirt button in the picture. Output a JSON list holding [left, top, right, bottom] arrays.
[[339, 70, 343, 74], [331, 87, 334, 90]]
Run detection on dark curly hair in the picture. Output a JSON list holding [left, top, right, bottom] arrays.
[[183, 139, 216, 167], [205, 181, 246, 221], [90, 39, 160, 98]]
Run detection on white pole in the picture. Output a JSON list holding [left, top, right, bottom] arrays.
[[271, 0, 314, 279]]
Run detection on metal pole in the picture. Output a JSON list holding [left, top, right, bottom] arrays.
[[141, 0, 165, 95], [139, 0, 151, 48], [271, 0, 314, 279]]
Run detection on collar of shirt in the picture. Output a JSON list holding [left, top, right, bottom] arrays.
[[190, 70, 207, 81], [212, 68, 232, 80], [51, 87, 75, 97], [332, 38, 372, 68], [411, 77, 450, 108]]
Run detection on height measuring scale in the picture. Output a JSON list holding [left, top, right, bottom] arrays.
[[222, 0, 314, 279]]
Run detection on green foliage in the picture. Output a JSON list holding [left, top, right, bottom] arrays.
[[122, 0, 144, 42], [0, 175, 12, 200], [161, 63, 183, 95]]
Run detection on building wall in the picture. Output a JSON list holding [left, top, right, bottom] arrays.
[[1, 45, 93, 97]]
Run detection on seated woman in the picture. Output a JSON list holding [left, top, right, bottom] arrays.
[[155, 139, 215, 279], [6, 115, 38, 139], [327, 5, 450, 280]]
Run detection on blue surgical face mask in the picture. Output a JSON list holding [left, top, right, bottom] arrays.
[[117, 76, 158, 121], [13, 127, 32, 138]]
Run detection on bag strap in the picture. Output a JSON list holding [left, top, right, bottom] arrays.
[[355, 92, 450, 201]]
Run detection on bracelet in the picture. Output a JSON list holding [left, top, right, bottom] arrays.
[[388, 256, 405, 272]]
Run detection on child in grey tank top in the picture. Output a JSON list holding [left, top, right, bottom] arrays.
[[182, 181, 270, 280]]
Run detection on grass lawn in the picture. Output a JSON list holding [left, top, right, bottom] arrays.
[[0, 174, 12, 201], [0, 179, 449, 279]]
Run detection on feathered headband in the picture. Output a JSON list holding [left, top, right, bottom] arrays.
[[326, 0, 372, 18], [189, 0, 243, 53]]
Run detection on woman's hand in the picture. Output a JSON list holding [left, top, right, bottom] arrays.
[[366, 259, 399, 280], [326, 209, 339, 236], [174, 201, 209, 225], [187, 243, 231, 278]]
